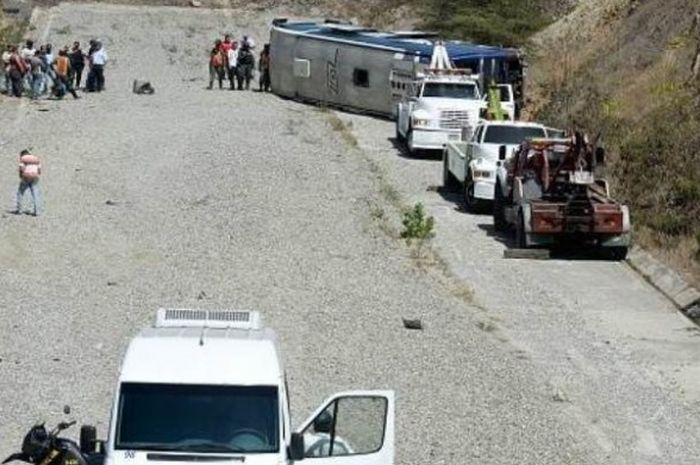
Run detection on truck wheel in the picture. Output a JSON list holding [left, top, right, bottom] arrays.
[[395, 122, 404, 143], [442, 155, 458, 191], [463, 177, 479, 212], [515, 210, 528, 248], [609, 246, 628, 261], [493, 183, 507, 232], [406, 130, 418, 157]]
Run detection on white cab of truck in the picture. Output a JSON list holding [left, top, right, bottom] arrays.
[[95, 309, 394, 465], [396, 74, 485, 155], [443, 120, 547, 211]]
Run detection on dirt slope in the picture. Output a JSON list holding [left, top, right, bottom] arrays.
[[527, 0, 700, 286]]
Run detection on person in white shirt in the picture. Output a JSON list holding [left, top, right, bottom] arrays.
[[242, 35, 255, 49], [20, 40, 35, 59], [226, 44, 238, 90], [90, 41, 108, 92]]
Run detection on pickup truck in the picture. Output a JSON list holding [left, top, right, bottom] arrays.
[[396, 73, 485, 156], [80, 309, 395, 465], [442, 121, 548, 211]]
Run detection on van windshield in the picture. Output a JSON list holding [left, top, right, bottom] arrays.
[[422, 82, 478, 99], [116, 383, 279, 454], [483, 126, 546, 145]]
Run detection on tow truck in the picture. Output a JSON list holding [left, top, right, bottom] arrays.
[[395, 43, 515, 156], [493, 134, 631, 259], [81, 309, 394, 465]]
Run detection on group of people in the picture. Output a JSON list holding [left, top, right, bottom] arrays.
[[208, 34, 271, 92], [1, 38, 108, 100]]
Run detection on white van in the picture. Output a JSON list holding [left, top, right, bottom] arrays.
[[86, 309, 394, 465]]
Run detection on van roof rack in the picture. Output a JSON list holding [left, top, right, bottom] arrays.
[[155, 308, 263, 330]]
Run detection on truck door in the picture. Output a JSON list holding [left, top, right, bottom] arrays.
[[292, 391, 394, 465], [466, 124, 484, 161]]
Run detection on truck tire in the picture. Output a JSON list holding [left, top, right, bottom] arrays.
[[515, 209, 528, 248], [406, 129, 418, 157], [80, 425, 97, 453], [442, 154, 458, 191], [609, 246, 628, 261], [395, 122, 404, 143], [493, 183, 507, 232], [463, 176, 480, 212]]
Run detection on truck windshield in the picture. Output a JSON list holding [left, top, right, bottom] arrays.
[[116, 383, 279, 454], [422, 82, 477, 99], [483, 126, 545, 145]]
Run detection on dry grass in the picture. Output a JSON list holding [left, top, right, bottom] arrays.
[[326, 113, 359, 148], [321, 110, 476, 304]]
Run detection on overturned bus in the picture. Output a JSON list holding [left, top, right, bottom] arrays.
[[269, 19, 526, 118]]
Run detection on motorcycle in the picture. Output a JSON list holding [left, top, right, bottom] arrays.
[[3, 419, 94, 465]]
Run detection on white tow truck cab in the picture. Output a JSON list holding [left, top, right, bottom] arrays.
[[396, 72, 485, 155], [394, 44, 516, 156], [442, 120, 547, 211], [90, 309, 394, 465]]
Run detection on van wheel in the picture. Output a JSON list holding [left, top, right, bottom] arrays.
[[515, 210, 527, 248], [493, 183, 507, 232], [442, 155, 458, 191]]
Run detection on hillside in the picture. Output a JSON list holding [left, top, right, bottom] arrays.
[[527, 0, 700, 285]]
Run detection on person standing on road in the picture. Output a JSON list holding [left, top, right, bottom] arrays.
[[90, 41, 108, 92], [208, 40, 225, 90], [6, 46, 26, 97], [20, 40, 36, 93], [2, 46, 12, 94], [43, 44, 56, 94], [69, 41, 86, 89], [14, 149, 42, 216], [53, 49, 79, 99], [226, 41, 238, 90], [258, 43, 270, 92], [236, 42, 254, 90], [27, 52, 45, 99]]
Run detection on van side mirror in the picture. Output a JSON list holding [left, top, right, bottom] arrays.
[[289, 432, 305, 461], [498, 145, 507, 161], [80, 425, 97, 453]]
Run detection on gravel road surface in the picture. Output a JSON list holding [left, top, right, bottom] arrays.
[[0, 4, 698, 465]]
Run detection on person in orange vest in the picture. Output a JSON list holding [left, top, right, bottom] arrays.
[[53, 49, 79, 99], [14, 149, 42, 216]]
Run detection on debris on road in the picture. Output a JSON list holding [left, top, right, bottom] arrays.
[[402, 318, 423, 330], [132, 80, 155, 95]]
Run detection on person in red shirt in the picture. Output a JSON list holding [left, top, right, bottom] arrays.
[[220, 34, 233, 54], [208, 40, 225, 90]]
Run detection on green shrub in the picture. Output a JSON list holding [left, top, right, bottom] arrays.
[[419, 0, 554, 46], [401, 203, 435, 242]]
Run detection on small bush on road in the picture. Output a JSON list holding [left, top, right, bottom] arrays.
[[401, 203, 434, 242]]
